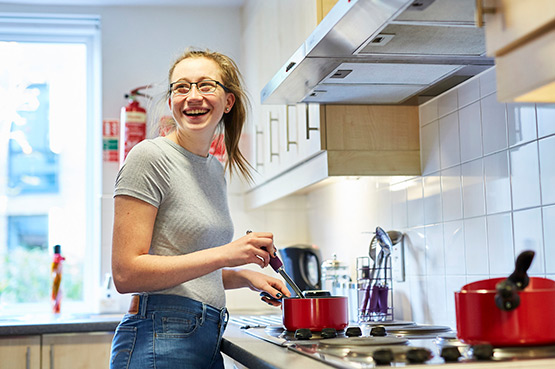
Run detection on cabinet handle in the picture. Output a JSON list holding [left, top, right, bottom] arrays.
[[475, 0, 496, 28], [255, 126, 264, 170], [50, 344, 54, 369], [305, 104, 319, 140], [26, 346, 30, 369], [269, 112, 280, 162], [285, 105, 297, 151]]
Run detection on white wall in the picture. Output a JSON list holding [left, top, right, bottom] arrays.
[[305, 68, 555, 329]]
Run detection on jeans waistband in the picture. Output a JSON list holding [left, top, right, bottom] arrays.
[[129, 293, 228, 324]]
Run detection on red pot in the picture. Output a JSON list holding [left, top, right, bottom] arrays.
[[455, 277, 555, 346], [282, 296, 348, 332]]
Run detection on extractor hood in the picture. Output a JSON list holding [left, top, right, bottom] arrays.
[[261, 0, 495, 105]]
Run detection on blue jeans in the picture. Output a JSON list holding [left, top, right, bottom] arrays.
[[110, 294, 229, 369]]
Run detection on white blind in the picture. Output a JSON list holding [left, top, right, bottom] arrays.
[[0, 13, 100, 39]]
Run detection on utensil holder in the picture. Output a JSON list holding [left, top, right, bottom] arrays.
[[356, 256, 393, 322]]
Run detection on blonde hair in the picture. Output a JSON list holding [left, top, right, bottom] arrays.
[[158, 48, 253, 182]]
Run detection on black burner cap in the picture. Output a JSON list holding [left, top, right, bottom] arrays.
[[370, 326, 387, 337], [406, 348, 432, 363], [472, 344, 494, 360], [345, 327, 362, 337], [372, 348, 394, 365], [294, 328, 312, 340], [440, 346, 462, 362], [321, 328, 338, 339]]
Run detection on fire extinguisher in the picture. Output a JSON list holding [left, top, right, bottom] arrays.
[[120, 86, 149, 164]]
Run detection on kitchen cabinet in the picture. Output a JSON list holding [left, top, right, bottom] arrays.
[[480, 0, 555, 102], [41, 332, 113, 369], [246, 104, 420, 208], [0, 335, 41, 369], [316, 0, 338, 23]]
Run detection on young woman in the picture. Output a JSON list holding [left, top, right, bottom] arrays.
[[109, 49, 289, 369]]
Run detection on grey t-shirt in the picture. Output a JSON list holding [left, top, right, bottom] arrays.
[[114, 136, 234, 309]]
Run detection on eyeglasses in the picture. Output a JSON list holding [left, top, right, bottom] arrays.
[[169, 79, 230, 96]]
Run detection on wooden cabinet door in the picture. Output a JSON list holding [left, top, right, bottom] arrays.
[[42, 332, 113, 369], [0, 336, 41, 369], [483, 0, 555, 56]]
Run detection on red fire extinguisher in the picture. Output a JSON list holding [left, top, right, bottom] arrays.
[[120, 86, 148, 164]]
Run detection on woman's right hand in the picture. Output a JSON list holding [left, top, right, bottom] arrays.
[[220, 232, 277, 269]]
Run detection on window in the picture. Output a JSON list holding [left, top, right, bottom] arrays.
[[0, 13, 101, 313]]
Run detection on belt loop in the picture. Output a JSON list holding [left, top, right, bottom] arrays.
[[140, 293, 148, 317], [200, 303, 206, 325]]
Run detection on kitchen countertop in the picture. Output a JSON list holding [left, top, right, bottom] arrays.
[[0, 313, 123, 336], [222, 315, 555, 369]]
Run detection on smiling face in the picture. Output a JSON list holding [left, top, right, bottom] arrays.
[[168, 56, 235, 151]]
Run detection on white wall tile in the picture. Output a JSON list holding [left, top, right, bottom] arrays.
[[486, 212, 514, 275], [439, 112, 461, 169], [459, 102, 483, 162], [408, 276, 432, 323], [438, 89, 458, 118], [425, 224, 445, 275], [405, 227, 426, 276], [445, 275, 466, 328], [507, 103, 537, 147], [420, 98, 439, 126], [443, 220, 465, 275], [484, 151, 512, 214], [542, 205, 555, 274], [407, 178, 425, 227], [426, 275, 448, 325], [421, 120, 440, 175], [510, 141, 541, 210], [423, 175, 442, 225], [441, 166, 462, 222], [391, 185, 408, 229], [479, 67, 497, 97], [457, 78, 480, 108], [513, 207, 544, 275], [461, 159, 486, 217], [481, 93, 508, 155], [464, 217, 488, 274], [539, 135, 555, 205], [537, 104, 555, 138]]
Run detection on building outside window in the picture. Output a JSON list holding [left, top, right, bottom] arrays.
[[0, 14, 102, 314]]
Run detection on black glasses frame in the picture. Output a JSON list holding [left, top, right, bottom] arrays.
[[169, 79, 231, 95]]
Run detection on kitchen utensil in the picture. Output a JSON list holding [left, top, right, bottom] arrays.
[[360, 235, 379, 316], [282, 294, 349, 332], [455, 251, 555, 346], [246, 230, 305, 298]]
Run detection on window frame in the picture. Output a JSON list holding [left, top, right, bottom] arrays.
[[0, 12, 102, 313]]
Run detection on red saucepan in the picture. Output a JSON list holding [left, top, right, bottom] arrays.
[[282, 292, 349, 332], [455, 251, 555, 346]]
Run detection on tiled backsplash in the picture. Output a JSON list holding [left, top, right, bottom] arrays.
[[303, 67, 555, 328]]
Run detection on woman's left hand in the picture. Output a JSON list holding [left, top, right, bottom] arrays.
[[222, 269, 291, 307]]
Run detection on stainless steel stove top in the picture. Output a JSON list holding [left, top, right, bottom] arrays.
[[229, 315, 555, 367]]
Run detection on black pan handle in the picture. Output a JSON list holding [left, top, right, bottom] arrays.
[[508, 250, 535, 290], [494, 250, 535, 311]]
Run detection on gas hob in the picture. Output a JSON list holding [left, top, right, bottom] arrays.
[[230, 315, 555, 368]]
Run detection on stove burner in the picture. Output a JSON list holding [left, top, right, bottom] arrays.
[[319, 336, 408, 347], [385, 324, 452, 337]]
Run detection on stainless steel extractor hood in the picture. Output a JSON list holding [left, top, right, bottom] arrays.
[[261, 0, 495, 105]]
